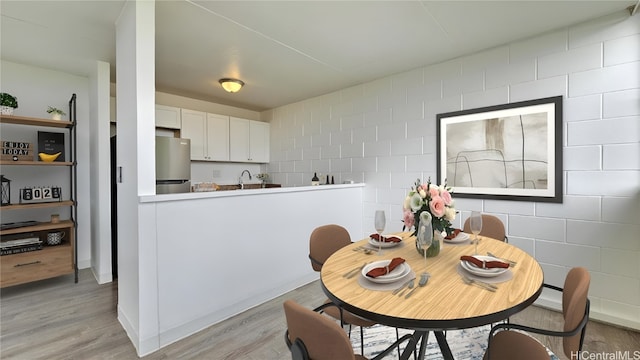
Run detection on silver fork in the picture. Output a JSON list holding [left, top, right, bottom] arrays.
[[405, 273, 430, 299], [392, 278, 415, 295], [461, 275, 497, 292], [343, 263, 366, 278], [397, 279, 414, 296]]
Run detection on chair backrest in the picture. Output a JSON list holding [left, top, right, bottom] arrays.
[[561, 267, 591, 358], [309, 224, 352, 272], [283, 300, 355, 360], [463, 214, 506, 242]]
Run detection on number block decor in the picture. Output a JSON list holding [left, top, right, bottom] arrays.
[[20, 187, 62, 203]]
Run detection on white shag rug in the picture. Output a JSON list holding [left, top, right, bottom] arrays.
[[349, 324, 559, 359]]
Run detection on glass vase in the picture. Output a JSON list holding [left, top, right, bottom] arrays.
[[415, 227, 442, 258]]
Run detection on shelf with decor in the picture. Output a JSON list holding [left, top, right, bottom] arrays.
[[0, 94, 78, 288]]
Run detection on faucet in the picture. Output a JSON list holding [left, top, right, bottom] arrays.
[[239, 170, 252, 189]]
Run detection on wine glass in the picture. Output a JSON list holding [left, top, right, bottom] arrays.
[[470, 211, 483, 255], [374, 210, 386, 256], [417, 221, 433, 267]]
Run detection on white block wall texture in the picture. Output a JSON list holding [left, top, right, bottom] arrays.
[[264, 11, 640, 329]]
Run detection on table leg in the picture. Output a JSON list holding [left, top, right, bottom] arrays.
[[417, 331, 429, 359], [399, 331, 423, 360], [434, 331, 454, 360]]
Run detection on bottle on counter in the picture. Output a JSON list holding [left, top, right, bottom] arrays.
[[331, 176, 335, 184], [325, 174, 331, 185], [312, 172, 320, 186]]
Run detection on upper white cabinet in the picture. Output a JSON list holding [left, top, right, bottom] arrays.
[[155, 104, 181, 129], [181, 109, 229, 161], [229, 117, 270, 163]]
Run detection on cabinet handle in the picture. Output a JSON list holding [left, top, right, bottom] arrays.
[[15, 260, 42, 267]]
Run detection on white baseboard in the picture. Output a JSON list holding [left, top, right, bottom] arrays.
[[534, 297, 640, 331]]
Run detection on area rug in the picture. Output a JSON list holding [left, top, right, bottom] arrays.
[[349, 324, 559, 359]]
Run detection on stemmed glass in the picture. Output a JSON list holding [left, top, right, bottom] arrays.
[[417, 221, 433, 267], [470, 211, 483, 255], [374, 210, 386, 256]]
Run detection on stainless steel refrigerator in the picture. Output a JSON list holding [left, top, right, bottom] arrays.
[[155, 136, 191, 194]]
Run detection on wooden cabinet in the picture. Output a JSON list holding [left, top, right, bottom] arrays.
[[155, 104, 181, 129], [0, 95, 78, 287], [181, 109, 229, 161], [229, 117, 270, 163]]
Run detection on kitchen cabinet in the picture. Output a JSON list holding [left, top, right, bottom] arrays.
[[229, 117, 270, 163], [0, 94, 78, 287], [155, 104, 181, 129], [181, 109, 229, 161]]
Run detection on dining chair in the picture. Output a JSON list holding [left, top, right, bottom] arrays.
[[308, 224, 377, 355], [484, 267, 591, 360], [283, 300, 413, 360], [463, 214, 508, 242]]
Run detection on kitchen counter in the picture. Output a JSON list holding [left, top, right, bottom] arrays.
[[140, 183, 363, 203], [135, 183, 364, 351]]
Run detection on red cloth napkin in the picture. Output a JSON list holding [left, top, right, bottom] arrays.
[[445, 229, 462, 240], [369, 234, 402, 243], [460, 255, 509, 269], [366, 257, 406, 278]]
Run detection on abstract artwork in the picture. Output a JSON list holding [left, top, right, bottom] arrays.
[[437, 96, 562, 203]]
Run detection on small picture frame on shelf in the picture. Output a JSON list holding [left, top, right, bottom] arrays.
[[37, 131, 65, 162]]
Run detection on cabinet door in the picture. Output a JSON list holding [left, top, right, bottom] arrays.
[[181, 109, 207, 160], [206, 113, 229, 161], [249, 121, 270, 163], [229, 117, 250, 162], [155, 105, 181, 129]]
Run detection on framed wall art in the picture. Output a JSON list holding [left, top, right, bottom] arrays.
[[436, 96, 563, 203]]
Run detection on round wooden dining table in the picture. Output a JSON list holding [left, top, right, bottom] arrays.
[[320, 232, 544, 360]]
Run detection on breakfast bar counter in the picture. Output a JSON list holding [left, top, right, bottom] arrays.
[[134, 183, 365, 351]]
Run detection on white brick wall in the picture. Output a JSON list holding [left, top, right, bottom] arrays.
[[266, 11, 640, 329]]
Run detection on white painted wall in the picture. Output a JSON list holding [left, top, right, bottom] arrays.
[[89, 60, 113, 284], [0, 60, 93, 271], [265, 11, 640, 329]]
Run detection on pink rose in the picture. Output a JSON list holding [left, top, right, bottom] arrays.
[[429, 186, 439, 198], [440, 190, 452, 205], [429, 196, 446, 218], [403, 209, 415, 229]]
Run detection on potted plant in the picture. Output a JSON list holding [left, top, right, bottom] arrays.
[[0, 93, 18, 115], [46, 106, 66, 120]]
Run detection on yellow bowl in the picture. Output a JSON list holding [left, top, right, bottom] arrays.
[[39, 152, 61, 162]]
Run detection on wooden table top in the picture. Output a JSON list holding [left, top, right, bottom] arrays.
[[320, 232, 544, 330]]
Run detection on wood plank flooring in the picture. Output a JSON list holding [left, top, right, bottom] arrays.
[[1, 270, 638, 359]]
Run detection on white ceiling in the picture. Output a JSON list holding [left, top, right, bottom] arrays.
[[1, 1, 636, 111]]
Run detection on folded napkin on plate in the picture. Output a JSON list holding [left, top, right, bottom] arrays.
[[366, 257, 406, 278], [445, 229, 462, 239], [460, 255, 509, 269], [369, 234, 402, 243]]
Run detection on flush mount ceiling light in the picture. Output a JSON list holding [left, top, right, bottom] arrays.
[[219, 78, 244, 93]]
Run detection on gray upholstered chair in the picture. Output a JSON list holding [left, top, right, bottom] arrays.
[[283, 300, 412, 360], [308, 224, 377, 354], [484, 267, 591, 360], [463, 214, 508, 242]]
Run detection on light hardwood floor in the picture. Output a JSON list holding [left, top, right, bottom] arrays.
[[1, 270, 638, 359]]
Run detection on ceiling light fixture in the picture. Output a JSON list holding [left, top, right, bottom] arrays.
[[219, 78, 244, 93]]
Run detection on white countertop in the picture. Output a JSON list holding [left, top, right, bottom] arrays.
[[139, 183, 365, 203]]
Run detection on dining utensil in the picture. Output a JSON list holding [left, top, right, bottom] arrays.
[[392, 277, 415, 295], [343, 263, 366, 278], [405, 272, 430, 299], [469, 211, 482, 254], [353, 246, 378, 254], [461, 274, 497, 291], [397, 278, 414, 296], [374, 210, 386, 256], [487, 252, 517, 266]]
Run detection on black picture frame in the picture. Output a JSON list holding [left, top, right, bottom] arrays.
[[436, 96, 563, 203], [37, 131, 65, 162]]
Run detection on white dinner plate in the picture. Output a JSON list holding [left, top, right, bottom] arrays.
[[362, 260, 410, 283], [444, 232, 470, 243], [368, 236, 402, 248], [460, 255, 508, 278]]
